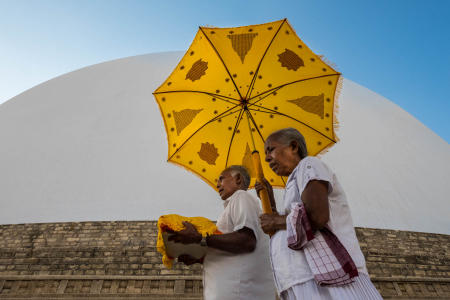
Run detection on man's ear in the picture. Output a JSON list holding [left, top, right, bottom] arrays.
[[234, 173, 242, 186], [290, 140, 299, 153]]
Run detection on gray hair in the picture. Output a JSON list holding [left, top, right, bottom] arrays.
[[266, 128, 308, 159], [223, 165, 251, 190]]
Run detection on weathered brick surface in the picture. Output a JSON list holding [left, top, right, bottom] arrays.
[[355, 228, 450, 280], [0, 221, 201, 277], [0, 221, 448, 298]]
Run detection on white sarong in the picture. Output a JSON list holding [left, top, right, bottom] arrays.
[[281, 273, 383, 300]]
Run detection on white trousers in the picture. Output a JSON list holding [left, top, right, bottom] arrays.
[[280, 274, 383, 300]]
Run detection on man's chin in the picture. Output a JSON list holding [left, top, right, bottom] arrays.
[[270, 166, 279, 174], [220, 190, 239, 200]]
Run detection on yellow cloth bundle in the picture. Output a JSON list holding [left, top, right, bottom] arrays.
[[157, 214, 220, 268]]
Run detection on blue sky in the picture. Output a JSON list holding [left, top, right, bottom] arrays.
[[0, 0, 449, 142]]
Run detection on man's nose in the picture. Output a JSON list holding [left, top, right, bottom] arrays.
[[265, 155, 271, 162]]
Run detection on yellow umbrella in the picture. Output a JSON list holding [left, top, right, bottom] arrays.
[[153, 19, 340, 213]]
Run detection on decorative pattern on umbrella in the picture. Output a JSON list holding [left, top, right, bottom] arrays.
[[288, 94, 325, 119], [185, 59, 208, 81], [228, 33, 258, 63], [198, 142, 219, 165], [278, 48, 304, 71], [154, 19, 341, 191], [173, 109, 203, 135]]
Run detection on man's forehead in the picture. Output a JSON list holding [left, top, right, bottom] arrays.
[[264, 137, 275, 148], [220, 169, 231, 177], [266, 136, 282, 147]]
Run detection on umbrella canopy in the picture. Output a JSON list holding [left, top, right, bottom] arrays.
[[153, 19, 340, 192]]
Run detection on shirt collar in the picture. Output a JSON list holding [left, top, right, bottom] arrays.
[[223, 189, 244, 208], [286, 160, 302, 185]]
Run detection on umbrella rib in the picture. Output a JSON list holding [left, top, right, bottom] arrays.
[[247, 107, 282, 115], [153, 90, 240, 105], [247, 86, 284, 108], [215, 107, 245, 121], [199, 27, 243, 101], [248, 73, 341, 103], [168, 103, 242, 161], [247, 105, 336, 143], [224, 108, 245, 167], [245, 108, 287, 187], [245, 18, 287, 100], [245, 108, 266, 146]]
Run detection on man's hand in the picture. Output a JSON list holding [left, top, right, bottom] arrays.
[[260, 213, 286, 235], [178, 254, 202, 266], [168, 221, 202, 244]]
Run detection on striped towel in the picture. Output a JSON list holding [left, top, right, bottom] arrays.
[[286, 203, 358, 286]]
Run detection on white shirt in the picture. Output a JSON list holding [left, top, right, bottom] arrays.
[[203, 190, 275, 300], [270, 156, 368, 294]]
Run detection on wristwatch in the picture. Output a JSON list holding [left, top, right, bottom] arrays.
[[200, 235, 208, 247]]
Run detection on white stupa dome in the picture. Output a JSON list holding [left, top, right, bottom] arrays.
[[1, 52, 448, 234]]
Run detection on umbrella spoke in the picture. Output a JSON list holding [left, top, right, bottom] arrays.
[[247, 86, 284, 108], [153, 90, 240, 105], [199, 27, 243, 101], [246, 19, 287, 100], [245, 108, 287, 187], [225, 109, 245, 167], [247, 105, 336, 143], [216, 106, 245, 121], [211, 95, 241, 106], [247, 73, 340, 103], [168, 104, 242, 160], [245, 109, 266, 146]]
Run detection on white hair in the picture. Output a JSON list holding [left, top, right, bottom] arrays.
[[266, 127, 308, 158], [223, 165, 251, 190]]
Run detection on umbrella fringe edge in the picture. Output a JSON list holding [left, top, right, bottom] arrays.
[[318, 75, 342, 157]]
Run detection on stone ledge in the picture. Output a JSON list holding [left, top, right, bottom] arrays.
[[0, 296, 202, 300], [1, 275, 448, 283], [0, 276, 449, 299], [0, 276, 203, 299], [373, 277, 450, 283], [0, 275, 202, 281]]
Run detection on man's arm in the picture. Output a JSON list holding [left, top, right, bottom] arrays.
[[205, 226, 256, 254], [169, 222, 256, 254], [178, 254, 203, 265]]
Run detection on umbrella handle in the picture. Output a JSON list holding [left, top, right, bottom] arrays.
[[251, 151, 273, 214]]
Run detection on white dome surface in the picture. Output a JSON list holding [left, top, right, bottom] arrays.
[[1, 52, 449, 234]]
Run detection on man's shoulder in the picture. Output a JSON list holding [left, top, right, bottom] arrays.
[[228, 190, 258, 208], [230, 189, 256, 200]]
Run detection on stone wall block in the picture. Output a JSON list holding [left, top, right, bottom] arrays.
[[0, 222, 449, 298]]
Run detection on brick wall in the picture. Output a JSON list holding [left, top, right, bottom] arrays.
[[0, 221, 448, 299]]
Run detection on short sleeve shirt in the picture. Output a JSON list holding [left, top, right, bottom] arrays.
[[203, 190, 275, 300], [269, 157, 368, 294]]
